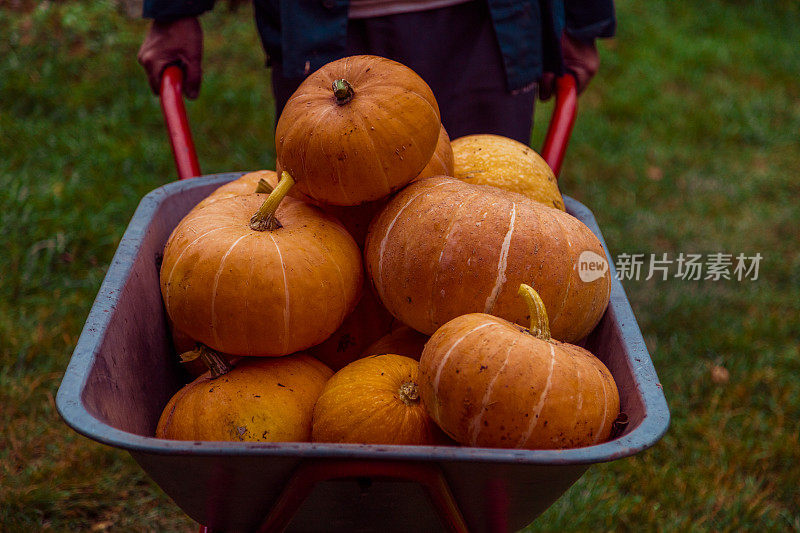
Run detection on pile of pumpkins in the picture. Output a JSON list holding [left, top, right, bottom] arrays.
[[156, 55, 620, 450]]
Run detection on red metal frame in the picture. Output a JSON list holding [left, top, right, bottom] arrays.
[[258, 461, 467, 533], [158, 70, 578, 532], [197, 461, 467, 533]]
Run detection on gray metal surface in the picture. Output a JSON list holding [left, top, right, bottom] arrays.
[[57, 174, 669, 532]]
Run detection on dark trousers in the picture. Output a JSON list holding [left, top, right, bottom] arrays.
[[271, 1, 536, 144]]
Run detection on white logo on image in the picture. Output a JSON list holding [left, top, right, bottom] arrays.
[[577, 251, 609, 282]]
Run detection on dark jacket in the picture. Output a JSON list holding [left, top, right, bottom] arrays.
[[143, 0, 615, 92]]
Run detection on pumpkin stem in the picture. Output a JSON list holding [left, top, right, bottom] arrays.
[[518, 284, 552, 341], [255, 178, 274, 194], [249, 171, 295, 231], [197, 344, 233, 379], [332, 78, 355, 105], [179, 348, 201, 364], [398, 381, 420, 406]]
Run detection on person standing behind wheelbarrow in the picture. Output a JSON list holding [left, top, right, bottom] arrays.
[[137, 0, 615, 145]]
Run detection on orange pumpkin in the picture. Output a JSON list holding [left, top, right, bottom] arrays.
[[364, 176, 611, 343], [308, 285, 396, 371], [169, 171, 275, 362], [312, 354, 445, 445], [362, 325, 428, 360], [275, 124, 451, 248], [276, 55, 441, 206], [169, 318, 197, 355], [160, 173, 363, 356], [418, 284, 620, 449], [157, 349, 332, 442], [414, 125, 454, 181]]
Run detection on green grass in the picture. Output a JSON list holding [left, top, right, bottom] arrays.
[[1, 0, 799, 531]]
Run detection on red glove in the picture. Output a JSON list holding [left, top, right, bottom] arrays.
[[137, 17, 203, 99], [539, 32, 600, 101]]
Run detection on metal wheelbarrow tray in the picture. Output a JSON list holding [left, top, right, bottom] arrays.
[[56, 174, 669, 532], [57, 70, 669, 532]]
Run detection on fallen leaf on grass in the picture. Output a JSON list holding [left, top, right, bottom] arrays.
[[711, 365, 730, 384], [646, 166, 663, 181]]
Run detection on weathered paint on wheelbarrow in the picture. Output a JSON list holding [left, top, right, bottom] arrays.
[[56, 174, 669, 532]]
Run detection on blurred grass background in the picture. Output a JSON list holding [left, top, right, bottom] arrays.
[[1, 0, 798, 530]]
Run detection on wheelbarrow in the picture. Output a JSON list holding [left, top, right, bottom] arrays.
[[56, 66, 669, 532]]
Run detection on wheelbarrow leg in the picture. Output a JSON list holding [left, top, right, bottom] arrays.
[[256, 460, 469, 533]]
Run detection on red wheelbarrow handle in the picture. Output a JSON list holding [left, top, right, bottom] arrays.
[[159, 65, 202, 180], [540, 74, 578, 179], [158, 69, 577, 181]]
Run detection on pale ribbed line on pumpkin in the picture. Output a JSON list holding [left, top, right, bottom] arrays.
[[243, 234, 255, 357], [354, 112, 391, 195], [164, 226, 229, 311], [468, 337, 518, 446], [299, 106, 337, 202], [430, 152, 445, 175], [404, 91, 438, 168], [210, 234, 249, 348], [547, 212, 573, 329], [429, 191, 479, 326], [593, 364, 610, 444], [179, 213, 224, 224], [315, 108, 351, 205], [484, 203, 517, 314], [370, 86, 435, 173], [267, 233, 291, 355], [404, 89, 442, 135], [432, 322, 496, 402], [377, 182, 450, 289], [517, 343, 557, 448]]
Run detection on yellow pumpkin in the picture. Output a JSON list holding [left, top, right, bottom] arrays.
[[194, 170, 276, 210], [418, 285, 620, 449], [312, 354, 445, 445], [157, 349, 332, 442], [276, 55, 441, 205], [452, 134, 565, 210], [160, 173, 363, 356], [364, 176, 610, 343]]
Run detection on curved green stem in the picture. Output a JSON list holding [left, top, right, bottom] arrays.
[[249, 171, 295, 231], [197, 344, 232, 379], [332, 78, 355, 105], [517, 284, 551, 341]]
